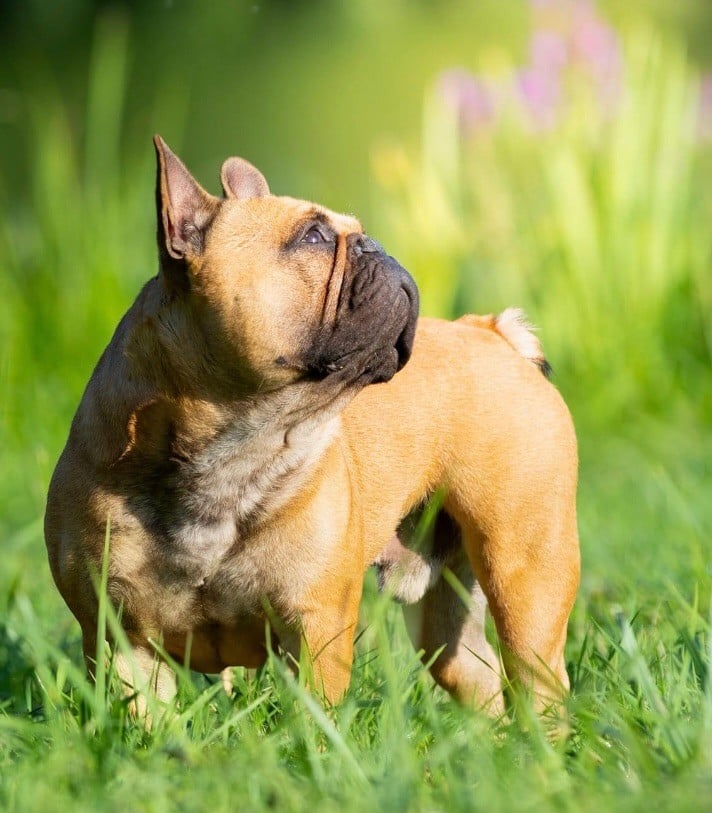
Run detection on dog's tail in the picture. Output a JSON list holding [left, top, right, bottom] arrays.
[[458, 307, 552, 378]]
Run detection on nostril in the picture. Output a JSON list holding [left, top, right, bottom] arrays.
[[349, 233, 383, 258], [360, 236, 382, 254], [348, 233, 364, 258]]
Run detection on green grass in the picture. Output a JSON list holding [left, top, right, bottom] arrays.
[[1, 468, 711, 812], [1, 11, 712, 813]]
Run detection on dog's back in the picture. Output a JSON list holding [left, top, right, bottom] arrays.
[[457, 308, 551, 377]]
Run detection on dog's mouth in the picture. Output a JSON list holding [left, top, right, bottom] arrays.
[[359, 281, 418, 384], [276, 234, 419, 387], [393, 270, 419, 371], [301, 274, 418, 385]]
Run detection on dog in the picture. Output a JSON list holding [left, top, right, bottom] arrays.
[[45, 136, 579, 714]]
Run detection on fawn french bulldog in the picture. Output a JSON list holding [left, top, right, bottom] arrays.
[[45, 136, 579, 714]]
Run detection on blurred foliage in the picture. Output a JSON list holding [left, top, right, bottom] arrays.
[[0, 0, 530, 214], [1, 0, 711, 213], [373, 9, 712, 424]]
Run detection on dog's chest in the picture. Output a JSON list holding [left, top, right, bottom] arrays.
[[151, 414, 340, 625], [149, 512, 287, 630]]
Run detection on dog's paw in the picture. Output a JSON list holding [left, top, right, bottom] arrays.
[[374, 534, 441, 604]]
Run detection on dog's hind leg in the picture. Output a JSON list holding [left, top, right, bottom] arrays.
[[459, 520, 579, 713], [403, 544, 505, 715], [377, 509, 504, 712]]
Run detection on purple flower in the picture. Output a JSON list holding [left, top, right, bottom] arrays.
[[438, 1, 627, 139], [698, 74, 712, 141], [517, 66, 561, 129], [530, 30, 569, 73], [571, 4, 620, 74], [438, 69, 495, 134], [567, 3, 622, 114]]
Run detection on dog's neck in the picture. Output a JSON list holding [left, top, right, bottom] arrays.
[[83, 278, 359, 558], [151, 386, 346, 569], [183, 395, 340, 517], [116, 383, 351, 555]]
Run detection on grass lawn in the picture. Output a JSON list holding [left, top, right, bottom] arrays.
[[0, 411, 710, 812]]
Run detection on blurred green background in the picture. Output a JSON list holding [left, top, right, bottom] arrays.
[[1, 0, 711, 611], [3, 0, 712, 211]]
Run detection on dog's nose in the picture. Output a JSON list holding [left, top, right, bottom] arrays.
[[350, 233, 385, 257]]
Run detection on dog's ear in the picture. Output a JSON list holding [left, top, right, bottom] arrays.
[[154, 135, 220, 263], [220, 157, 270, 200]]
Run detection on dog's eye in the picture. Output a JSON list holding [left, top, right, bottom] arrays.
[[302, 226, 327, 245]]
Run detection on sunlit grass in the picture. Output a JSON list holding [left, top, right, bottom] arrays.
[[1, 551, 710, 811]]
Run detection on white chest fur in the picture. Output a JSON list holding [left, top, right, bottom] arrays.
[[165, 407, 342, 588]]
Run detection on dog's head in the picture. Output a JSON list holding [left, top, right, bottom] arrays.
[[153, 136, 418, 398]]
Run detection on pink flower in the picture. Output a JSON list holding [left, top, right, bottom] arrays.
[[698, 74, 712, 141], [571, 4, 621, 74], [517, 66, 561, 129], [438, 69, 496, 134], [530, 30, 569, 73], [568, 3, 622, 113]]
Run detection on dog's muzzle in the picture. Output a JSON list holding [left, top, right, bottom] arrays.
[[304, 233, 419, 384]]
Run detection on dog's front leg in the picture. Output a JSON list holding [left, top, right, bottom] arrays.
[[83, 630, 176, 722], [285, 576, 363, 705], [114, 642, 177, 707]]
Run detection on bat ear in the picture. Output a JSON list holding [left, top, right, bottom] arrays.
[[153, 135, 220, 263], [220, 156, 270, 200]]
